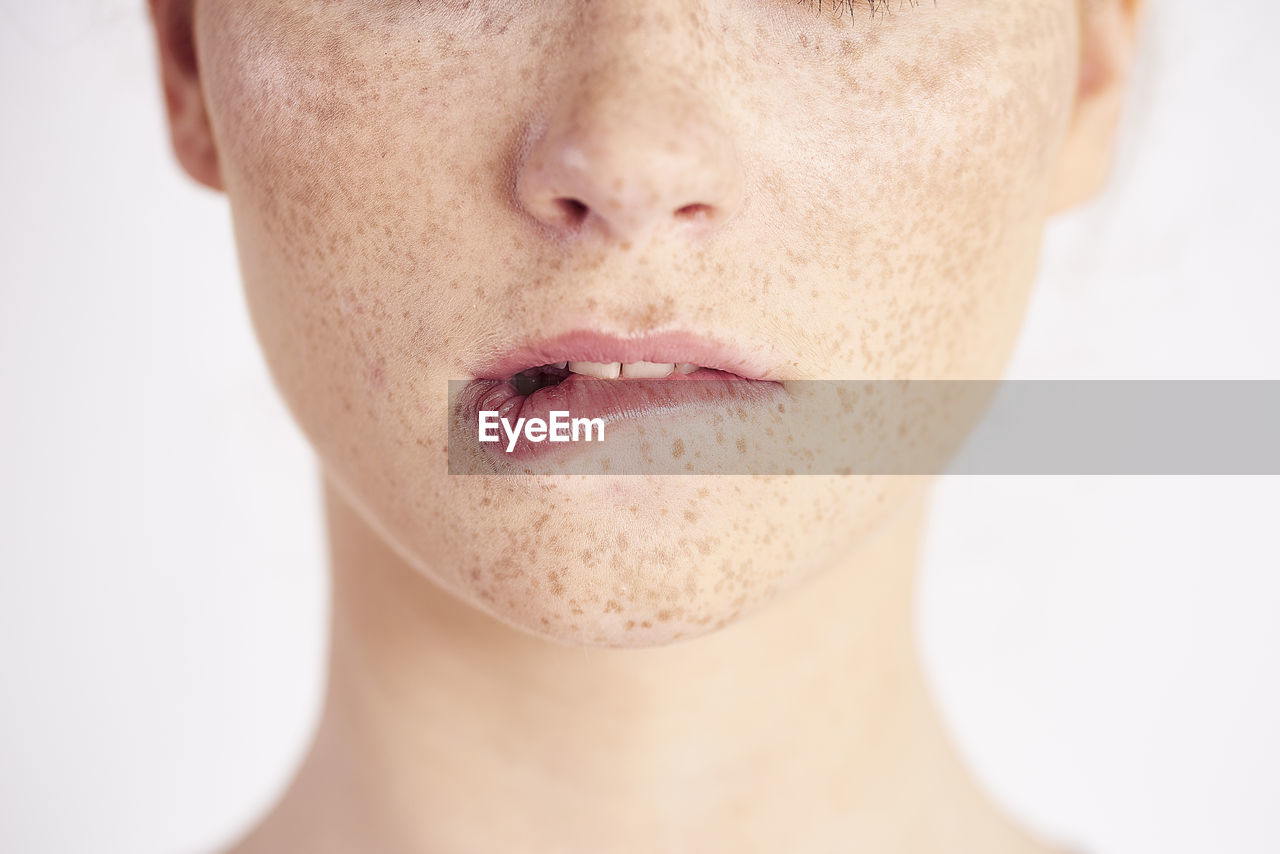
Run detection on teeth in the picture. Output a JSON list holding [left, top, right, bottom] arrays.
[[568, 361, 621, 379], [621, 361, 675, 378], [562, 361, 703, 379], [553, 362, 568, 370]]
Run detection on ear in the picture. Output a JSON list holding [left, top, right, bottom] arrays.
[[149, 0, 223, 191], [1047, 0, 1146, 214]]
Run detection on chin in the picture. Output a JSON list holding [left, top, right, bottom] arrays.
[[379, 472, 926, 649]]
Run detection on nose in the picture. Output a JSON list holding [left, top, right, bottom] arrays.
[[514, 33, 744, 243]]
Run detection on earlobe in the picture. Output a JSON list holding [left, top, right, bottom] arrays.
[[150, 0, 223, 192], [1047, 0, 1146, 215]]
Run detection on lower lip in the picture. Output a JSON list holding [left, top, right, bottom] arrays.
[[455, 369, 787, 464]]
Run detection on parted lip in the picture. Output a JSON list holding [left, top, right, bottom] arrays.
[[469, 329, 787, 383]]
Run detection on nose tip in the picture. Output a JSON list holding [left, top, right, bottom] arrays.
[[515, 100, 745, 242]]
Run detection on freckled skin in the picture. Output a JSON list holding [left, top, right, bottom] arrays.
[[194, 0, 1077, 650]]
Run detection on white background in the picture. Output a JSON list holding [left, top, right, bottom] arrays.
[[2, 1, 1278, 853]]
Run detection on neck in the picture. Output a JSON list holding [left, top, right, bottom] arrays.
[[234, 475, 1044, 854]]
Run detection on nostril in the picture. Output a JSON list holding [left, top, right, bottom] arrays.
[[674, 202, 713, 222], [554, 197, 590, 226]]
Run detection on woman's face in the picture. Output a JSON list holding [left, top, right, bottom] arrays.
[[192, 0, 1078, 647]]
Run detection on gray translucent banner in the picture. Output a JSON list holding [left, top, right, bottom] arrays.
[[447, 380, 1280, 475]]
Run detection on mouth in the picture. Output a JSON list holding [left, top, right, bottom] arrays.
[[453, 330, 789, 465]]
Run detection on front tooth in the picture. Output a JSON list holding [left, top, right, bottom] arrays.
[[621, 361, 675, 378], [568, 361, 621, 379], [676, 363, 700, 374]]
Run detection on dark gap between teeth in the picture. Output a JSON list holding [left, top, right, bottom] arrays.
[[508, 364, 571, 396]]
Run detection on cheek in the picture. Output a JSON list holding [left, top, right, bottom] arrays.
[[199, 5, 494, 446], [756, 1, 1078, 378]]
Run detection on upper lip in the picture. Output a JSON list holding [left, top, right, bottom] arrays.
[[469, 329, 788, 382]]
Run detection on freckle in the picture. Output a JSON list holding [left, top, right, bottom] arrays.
[[672, 438, 685, 459], [684, 510, 699, 523]]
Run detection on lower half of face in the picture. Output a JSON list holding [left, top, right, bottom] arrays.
[[198, 0, 1078, 647]]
